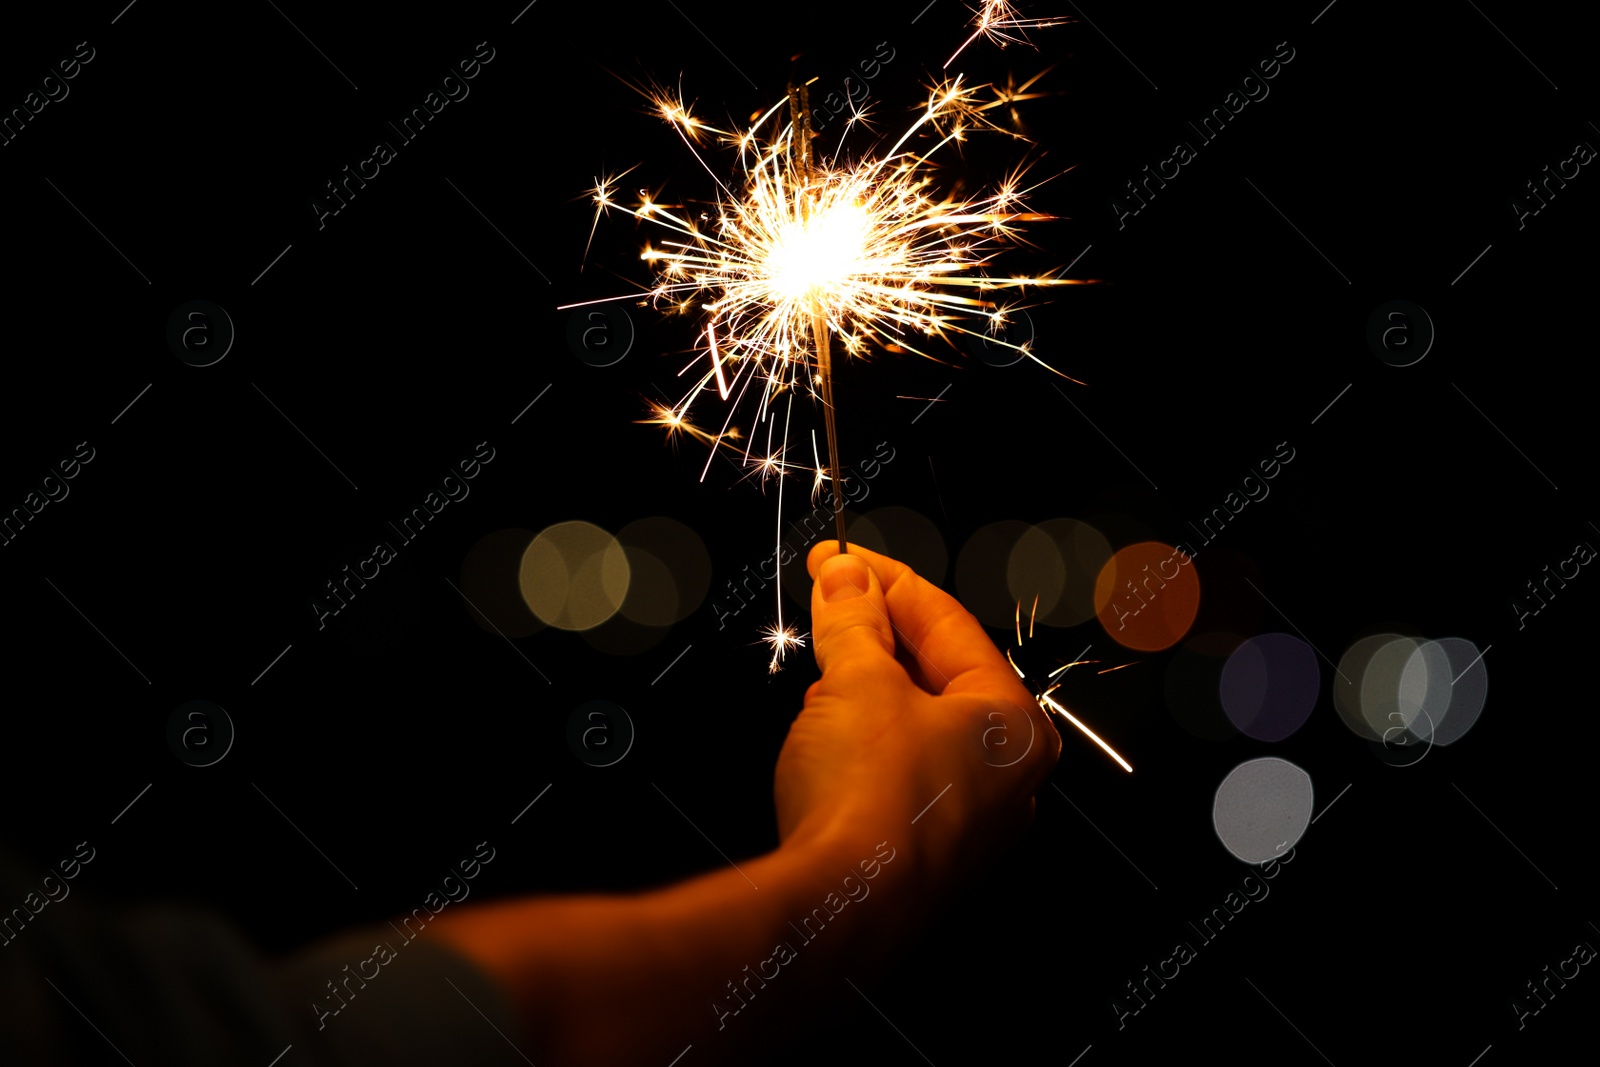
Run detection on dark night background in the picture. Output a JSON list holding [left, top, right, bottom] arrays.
[[1, 1, 1594, 1063]]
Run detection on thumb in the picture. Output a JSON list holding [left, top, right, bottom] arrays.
[[808, 545, 896, 676]]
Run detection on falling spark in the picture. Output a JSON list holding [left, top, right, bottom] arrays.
[[1006, 598, 1134, 773], [1041, 692, 1134, 773], [581, 164, 640, 271], [564, 43, 1092, 670], [761, 623, 807, 674], [947, 1, 1070, 69], [934, 66, 1061, 142]]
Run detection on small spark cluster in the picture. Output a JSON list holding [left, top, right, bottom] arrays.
[[1007, 596, 1135, 772], [946, 1, 1070, 68]]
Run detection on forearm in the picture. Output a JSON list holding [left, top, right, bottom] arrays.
[[429, 822, 921, 1065]]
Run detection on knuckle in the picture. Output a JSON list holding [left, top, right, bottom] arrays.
[[820, 618, 895, 659]]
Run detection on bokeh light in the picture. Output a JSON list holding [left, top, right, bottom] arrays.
[[615, 517, 712, 626], [520, 521, 631, 631], [955, 520, 1033, 628], [1213, 757, 1314, 864], [1047, 518, 1115, 627], [1362, 635, 1427, 741], [1331, 632, 1492, 757], [1007, 524, 1065, 623], [1219, 633, 1320, 742], [1332, 633, 1404, 741], [1400, 637, 1488, 746], [463, 519, 712, 654], [1012, 518, 1113, 628], [1094, 541, 1201, 651], [580, 517, 714, 656]]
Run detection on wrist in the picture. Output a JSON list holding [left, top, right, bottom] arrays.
[[773, 809, 929, 950]]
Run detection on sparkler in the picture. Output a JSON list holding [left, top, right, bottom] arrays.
[[563, 14, 1089, 670], [784, 80, 850, 560], [1007, 596, 1135, 772], [946, 1, 1070, 69]]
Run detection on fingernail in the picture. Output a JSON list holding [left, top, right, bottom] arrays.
[[820, 554, 870, 603]]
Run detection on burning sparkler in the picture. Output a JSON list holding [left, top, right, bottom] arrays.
[[562, 22, 1088, 670], [946, 1, 1070, 69], [1007, 596, 1135, 772]]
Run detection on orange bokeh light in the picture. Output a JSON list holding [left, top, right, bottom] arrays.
[[1094, 541, 1201, 651]]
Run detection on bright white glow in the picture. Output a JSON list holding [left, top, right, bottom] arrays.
[[766, 202, 873, 299]]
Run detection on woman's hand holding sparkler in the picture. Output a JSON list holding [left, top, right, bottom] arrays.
[[428, 542, 1058, 1066], [776, 541, 1062, 913]]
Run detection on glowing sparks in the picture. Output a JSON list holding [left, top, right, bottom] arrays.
[[1008, 598, 1134, 773], [637, 400, 745, 454], [581, 73, 1085, 385], [947, 1, 1070, 69], [565, 73, 1084, 423], [1040, 692, 1134, 773], [935, 67, 1060, 142], [565, 34, 1088, 670], [762, 623, 807, 673], [580, 164, 639, 272]]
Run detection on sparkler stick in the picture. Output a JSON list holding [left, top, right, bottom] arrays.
[[787, 79, 850, 555]]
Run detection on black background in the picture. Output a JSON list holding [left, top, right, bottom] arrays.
[[2, 1, 1594, 1064]]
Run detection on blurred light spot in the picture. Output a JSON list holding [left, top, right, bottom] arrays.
[[616, 516, 712, 625], [1361, 635, 1426, 741], [459, 529, 543, 637], [1219, 633, 1320, 742], [1398, 640, 1448, 737], [1094, 541, 1200, 651], [851, 506, 948, 587], [1165, 646, 1237, 741], [520, 521, 630, 631], [1008, 525, 1065, 622], [956, 520, 1033, 628], [1406, 637, 1488, 746], [1213, 757, 1313, 864], [616, 547, 678, 626], [1331, 632, 1408, 742], [1031, 518, 1112, 627], [1356, 635, 1490, 756]]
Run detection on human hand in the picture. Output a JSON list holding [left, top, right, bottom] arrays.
[[773, 541, 1061, 910]]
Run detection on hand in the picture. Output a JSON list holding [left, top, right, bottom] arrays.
[[773, 541, 1061, 912]]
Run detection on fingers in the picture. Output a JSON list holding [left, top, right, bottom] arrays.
[[807, 540, 1032, 704], [807, 550, 899, 679]]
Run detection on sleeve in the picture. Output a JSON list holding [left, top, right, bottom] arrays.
[[0, 847, 532, 1066]]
